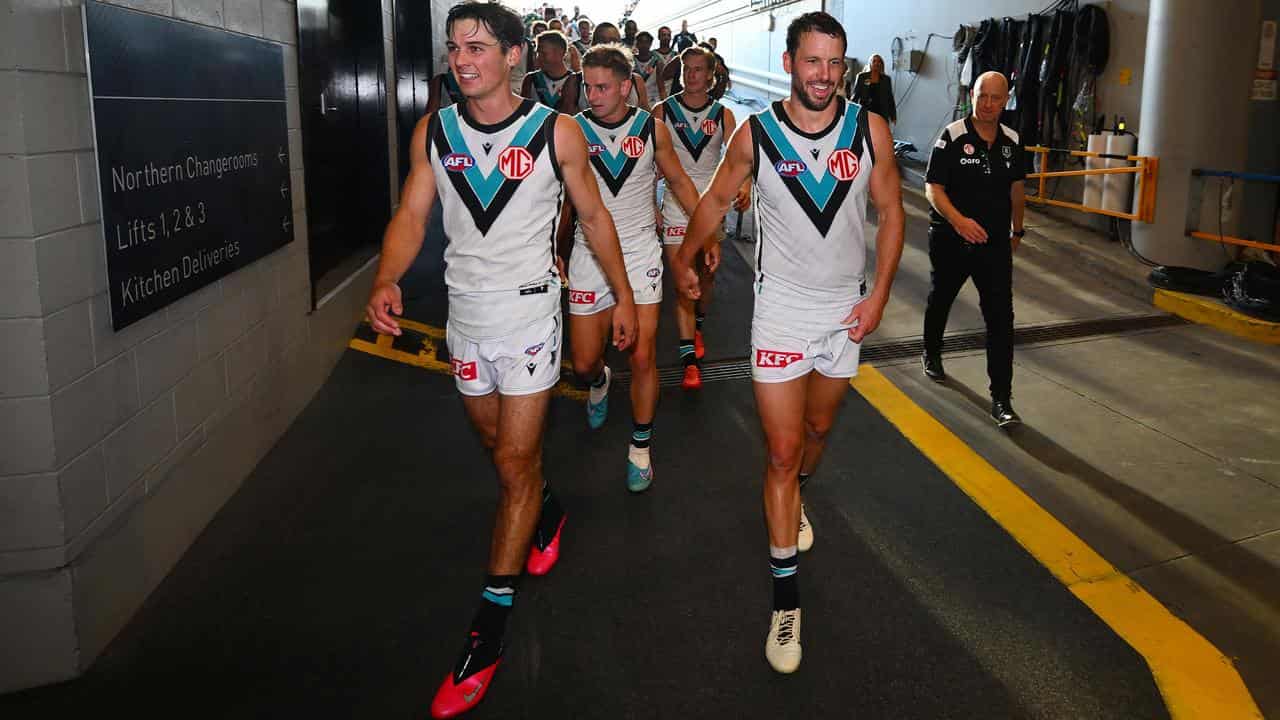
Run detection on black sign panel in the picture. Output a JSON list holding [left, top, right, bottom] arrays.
[[85, 1, 292, 330]]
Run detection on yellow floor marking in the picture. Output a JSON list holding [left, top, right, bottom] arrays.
[[1154, 289, 1280, 345], [851, 364, 1263, 720], [349, 320, 587, 401]]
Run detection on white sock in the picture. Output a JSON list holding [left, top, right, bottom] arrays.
[[589, 365, 610, 404], [628, 444, 650, 469]]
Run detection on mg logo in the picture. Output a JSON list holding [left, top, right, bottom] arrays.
[[451, 358, 478, 381], [827, 149, 860, 181], [755, 349, 803, 368], [587, 143, 606, 156], [442, 153, 474, 172], [621, 136, 646, 158], [568, 289, 596, 304], [775, 159, 805, 177], [498, 146, 534, 180], [701, 119, 718, 135]]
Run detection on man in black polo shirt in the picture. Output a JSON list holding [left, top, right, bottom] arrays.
[[922, 71, 1027, 427]]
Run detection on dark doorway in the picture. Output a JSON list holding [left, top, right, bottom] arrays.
[[393, 0, 435, 186], [297, 0, 392, 304]]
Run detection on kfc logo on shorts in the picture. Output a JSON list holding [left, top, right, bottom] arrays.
[[755, 349, 804, 368], [775, 160, 806, 177], [701, 119, 718, 135], [587, 143, 606, 156], [665, 226, 686, 238], [621, 136, 646, 158], [498, 146, 534, 180], [442, 153, 475, 172], [451, 358, 478, 381], [827, 148, 860, 181], [568, 289, 597, 305], [963, 144, 975, 155]]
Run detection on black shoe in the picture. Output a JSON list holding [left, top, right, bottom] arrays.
[[991, 399, 1022, 428], [921, 353, 945, 382]]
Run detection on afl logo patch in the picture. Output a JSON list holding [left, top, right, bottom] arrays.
[[498, 146, 534, 180], [442, 153, 474, 171], [621, 136, 646, 158], [827, 149, 860, 181], [646, 267, 661, 278], [701, 119, 718, 134], [672, 121, 689, 129], [775, 159, 805, 177], [587, 143, 606, 156], [963, 144, 975, 155]]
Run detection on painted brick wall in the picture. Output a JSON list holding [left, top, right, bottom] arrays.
[[0, 0, 385, 692]]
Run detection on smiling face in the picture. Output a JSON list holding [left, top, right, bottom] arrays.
[[447, 19, 518, 99], [972, 72, 1010, 124], [783, 30, 844, 112]]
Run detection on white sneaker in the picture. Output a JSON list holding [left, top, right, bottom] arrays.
[[765, 608, 802, 673], [798, 504, 813, 553]]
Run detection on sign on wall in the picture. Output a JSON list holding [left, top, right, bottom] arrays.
[[85, 1, 292, 330]]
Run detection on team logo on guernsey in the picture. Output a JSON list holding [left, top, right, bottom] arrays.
[[775, 160, 805, 177], [621, 136, 646, 158], [827, 149, 860, 182], [587, 143, 606, 155], [964, 144, 975, 155], [665, 98, 723, 162], [433, 102, 554, 235], [756, 349, 803, 368], [753, 101, 868, 237], [576, 109, 653, 196], [1002, 145, 1012, 158], [452, 358, 478, 381], [442, 153, 475, 171], [568, 289, 596, 304]]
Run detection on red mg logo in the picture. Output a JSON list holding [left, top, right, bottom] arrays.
[[701, 119, 718, 135], [451, 358, 478, 381], [827, 149, 860, 181], [755, 349, 803, 368], [442, 153, 474, 171], [568, 289, 596, 304], [621, 136, 646, 158], [498, 146, 534, 180]]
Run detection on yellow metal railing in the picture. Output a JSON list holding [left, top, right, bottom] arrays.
[[1024, 146, 1159, 224]]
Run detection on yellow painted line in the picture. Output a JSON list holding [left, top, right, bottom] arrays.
[[349, 320, 587, 402], [850, 365, 1263, 720], [1154, 289, 1280, 345]]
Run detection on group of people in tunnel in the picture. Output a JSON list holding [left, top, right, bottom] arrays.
[[366, 2, 1027, 716]]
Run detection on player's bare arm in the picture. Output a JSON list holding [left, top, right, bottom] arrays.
[[721, 108, 752, 211], [843, 111, 905, 342], [675, 119, 753, 298], [368, 113, 438, 336], [555, 114, 638, 349], [653, 122, 700, 216]]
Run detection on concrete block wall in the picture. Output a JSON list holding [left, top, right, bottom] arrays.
[[1, 0, 382, 693]]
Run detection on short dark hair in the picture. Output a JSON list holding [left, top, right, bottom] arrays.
[[582, 43, 634, 80], [785, 12, 846, 57], [591, 22, 619, 45], [659, 25, 671, 33], [446, 2, 525, 52], [536, 30, 567, 53], [636, 31, 653, 43]]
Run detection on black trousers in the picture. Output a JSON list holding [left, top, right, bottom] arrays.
[[923, 227, 1014, 401]]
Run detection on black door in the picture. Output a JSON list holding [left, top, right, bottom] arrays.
[[394, 0, 434, 186], [297, 0, 391, 303]]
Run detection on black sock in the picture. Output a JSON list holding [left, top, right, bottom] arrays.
[[590, 367, 609, 388], [679, 339, 696, 367], [631, 422, 653, 449], [695, 304, 705, 330], [472, 574, 518, 639], [534, 484, 564, 550], [798, 472, 811, 492], [770, 547, 799, 610]]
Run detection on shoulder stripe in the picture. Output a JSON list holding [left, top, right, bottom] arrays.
[[944, 119, 967, 141], [1000, 123, 1020, 144]]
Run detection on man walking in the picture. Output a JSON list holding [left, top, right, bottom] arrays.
[[922, 71, 1027, 428]]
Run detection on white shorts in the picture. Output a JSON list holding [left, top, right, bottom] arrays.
[[568, 241, 663, 316], [659, 177, 721, 246], [445, 312, 563, 396], [750, 292, 865, 383]]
